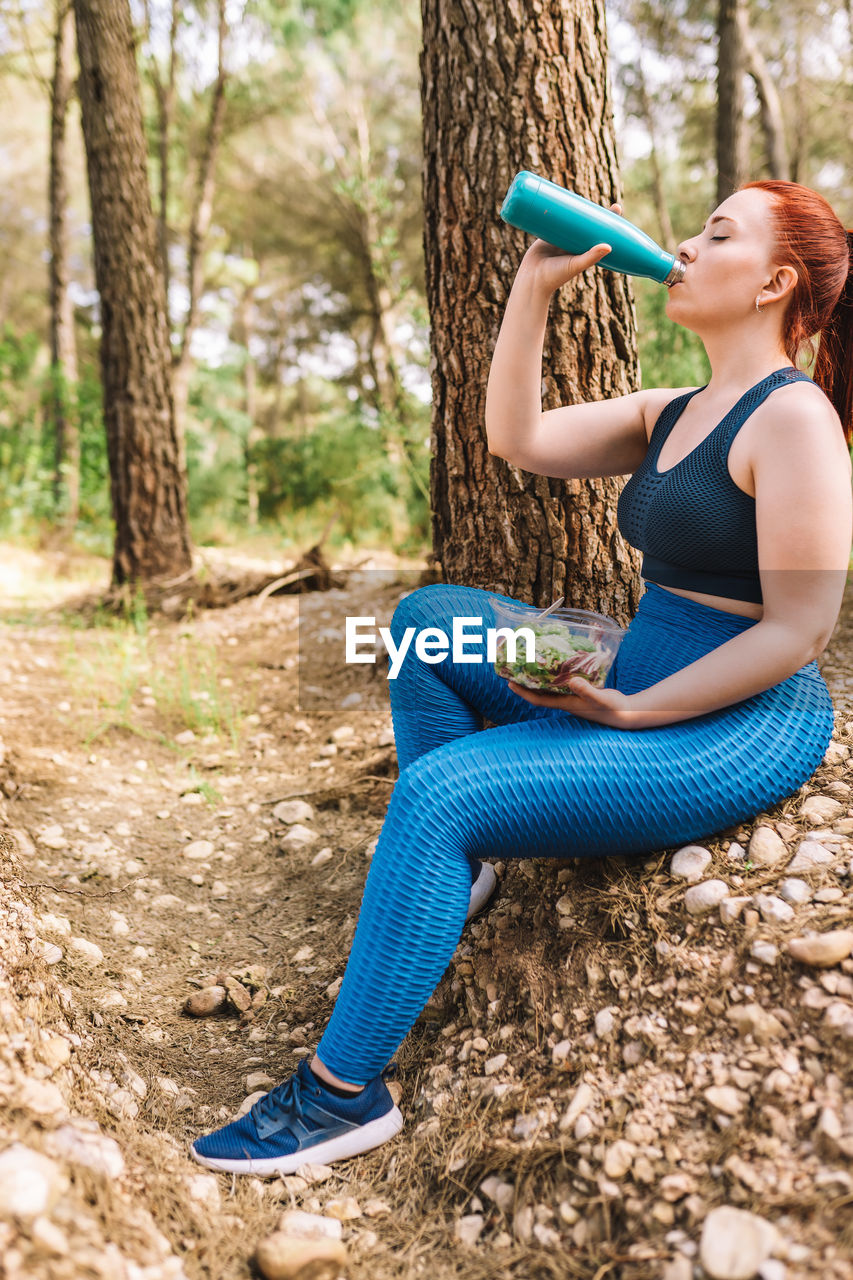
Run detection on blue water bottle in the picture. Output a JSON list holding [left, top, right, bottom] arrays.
[[500, 171, 685, 287]]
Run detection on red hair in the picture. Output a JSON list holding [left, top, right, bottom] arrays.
[[740, 179, 853, 445]]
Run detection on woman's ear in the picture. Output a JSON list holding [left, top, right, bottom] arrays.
[[763, 263, 799, 306]]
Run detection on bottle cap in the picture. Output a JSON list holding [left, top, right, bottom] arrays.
[[664, 260, 686, 286]]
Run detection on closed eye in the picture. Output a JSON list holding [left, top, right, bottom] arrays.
[[710, 235, 730, 241]]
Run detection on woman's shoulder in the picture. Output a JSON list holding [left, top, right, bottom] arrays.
[[638, 385, 702, 444], [750, 376, 852, 477]]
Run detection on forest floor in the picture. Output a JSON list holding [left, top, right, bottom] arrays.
[[0, 541, 851, 1280]]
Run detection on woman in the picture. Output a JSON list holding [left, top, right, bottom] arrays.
[[191, 180, 852, 1176]]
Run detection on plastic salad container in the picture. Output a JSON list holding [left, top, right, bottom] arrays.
[[490, 598, 625, 693]]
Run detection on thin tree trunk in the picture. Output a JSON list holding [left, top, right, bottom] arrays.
[[173, 0, 228, 465], [716, 0, 747, 203], [235, 274, 260, 528], [740, 8, 790, 180], [73, 0, 192, 585], [144, 0, 179, 307], [421, 0, 640, 614], [633, 64, 675, 249], [48, 0, 80, 527]]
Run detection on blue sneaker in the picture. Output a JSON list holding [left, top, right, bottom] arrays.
[[190, 1059, 404, 1176]]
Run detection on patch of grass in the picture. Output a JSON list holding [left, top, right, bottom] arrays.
[[60, 594, 249, 751]]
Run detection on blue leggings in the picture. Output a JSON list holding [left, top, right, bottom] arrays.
[[316, 581, 834, 1082]]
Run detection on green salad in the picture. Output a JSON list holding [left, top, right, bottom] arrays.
[[494, 619, 610, 692]]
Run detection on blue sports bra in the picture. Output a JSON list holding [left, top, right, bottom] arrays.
[[616, 367, 813, 605]]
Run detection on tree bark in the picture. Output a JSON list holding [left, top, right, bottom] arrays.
[[421, 0, 641, 617], [740, 8, 789, 180], [48, 0, 80, 527], [716, 0, 747, 204], [73, 0, 192, 585]]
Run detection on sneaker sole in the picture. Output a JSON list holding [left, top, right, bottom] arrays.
[[190, 1105, 404, 1176]]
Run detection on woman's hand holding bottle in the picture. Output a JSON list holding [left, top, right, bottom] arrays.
[[519, 204, 623, 294]]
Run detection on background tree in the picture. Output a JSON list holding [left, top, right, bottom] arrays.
[[48, 0, 79, 527], [421, 0, 641, 616], [716, 0, 747, 202], [72, 0, 192, 584]]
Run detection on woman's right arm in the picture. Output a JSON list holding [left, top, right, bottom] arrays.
[[485, 240, 691, 479]]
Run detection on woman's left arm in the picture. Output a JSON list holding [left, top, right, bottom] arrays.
[[511, 385, 853, 730]]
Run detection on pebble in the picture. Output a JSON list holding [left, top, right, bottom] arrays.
[[0, 1145, 67, 1220], [699, 1205, 780, 1280], [594, 1009, 615, 1037], [363, 1199, 391, 1218], [684, 880, 729, 914], [749, 940, 778, 966], [17, 1077, 66, 1117], [294, 1164, 334, 1185], [68, 936, 104, 964], [276, 1210, 342, 1240], [246, 1072, 276, 1092], [726, 1004, 785, 1044], [273, 800, 315, 825], [747, 826, 787, 868], [484, 1053, 507, 1075], [778, 878, 811, 905], [324, 1197, 362, 1221], [479, 1176, 514, 1212], [719, 896, 751, 924], [183, 986, 227, 1017], [603, 1139, 636, 1178], [670, 845, 712, 881], [254, 1234, 347, 1280], [183, 840, 215, 860], [187, 1174, 221, 1212], [752, 894, 794, 924], [48, 1124, 125, 1178], [234, 1091, 268, 1119], [175, 730, 196, 745], [787, 841, 835, 873], [311, 848, 333, 867], [787, 930, 853, 968], [703, 1086, 744, 1116], [800, 795, 844, 825], [454, 1214, 484, 1245], [552, 1039, 572, 1064], [559, 1082, 594, 1132], [281, 824, 316, 849]]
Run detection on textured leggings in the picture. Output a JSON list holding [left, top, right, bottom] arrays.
[[316, 580, 835, 1082]]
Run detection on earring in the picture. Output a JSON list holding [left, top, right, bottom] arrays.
[[755, 296, 764, 313]]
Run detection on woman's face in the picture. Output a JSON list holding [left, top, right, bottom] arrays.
[[664, 187, 787, 333]]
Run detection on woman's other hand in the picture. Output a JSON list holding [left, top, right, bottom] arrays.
[[520, 203, 622, 294], [507, 676, 638, 729]]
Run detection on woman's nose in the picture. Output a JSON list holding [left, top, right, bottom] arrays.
[[676, 239, 698, 263]]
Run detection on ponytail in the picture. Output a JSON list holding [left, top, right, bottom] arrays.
[[813, 231, 853, 447]]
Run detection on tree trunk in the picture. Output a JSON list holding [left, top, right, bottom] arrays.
[[716, 0, 747, 204], [235, 276, 260, 528], [740, 8, 789, 180], [48, 0, 80, 527], [421, 0, 641, 617], [73, 0, 192, 585], [633, 63, 676, 249], [173, 0, 228, 471]]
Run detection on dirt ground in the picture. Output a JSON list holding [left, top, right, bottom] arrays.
[[0, 543, 851, 1280]]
